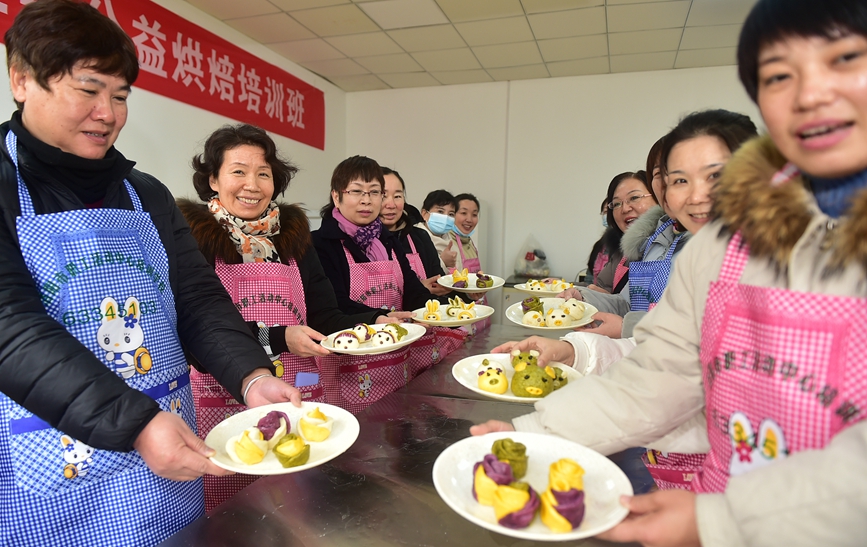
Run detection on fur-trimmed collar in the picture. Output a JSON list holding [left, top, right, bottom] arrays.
[[177, 199, 311, 265], [621, 206, 667, 261], [713, 135, 867, 271]]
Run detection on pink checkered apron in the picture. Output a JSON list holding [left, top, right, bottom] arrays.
[[404, 233, 427, 280], [692, 232, 867, 493], [316, 244, 410, 414], [191, 258, 323, 511], [456, 237, 491, 334]]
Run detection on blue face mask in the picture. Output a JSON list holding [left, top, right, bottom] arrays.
[[453, 223, 475, 238], [601, 214, 608, 228], [427, 212, 455, 236]]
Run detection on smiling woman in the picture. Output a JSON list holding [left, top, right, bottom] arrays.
[[0, 1, 304, 545]]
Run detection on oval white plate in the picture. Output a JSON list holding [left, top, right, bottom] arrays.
[[513, 283, 573, 296], [411, 304, 495, 327], [451, 353, 581, 403], [205, 402, 360, 475], [438, 273, 505, 293], [505, 298, 598, 330], [432, 431, 632, 542], [320, 322, 426, 355]]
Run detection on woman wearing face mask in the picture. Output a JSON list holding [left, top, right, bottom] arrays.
[[475, 1, 867, 544], [178, 125, 401, 509], [312, 156, 443, 410], [416, 189, 458, 272]]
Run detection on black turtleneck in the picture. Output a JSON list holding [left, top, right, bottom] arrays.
[[9, 111, 135, 205]]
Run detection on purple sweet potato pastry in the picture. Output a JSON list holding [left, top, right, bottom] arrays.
[[498, 485, 541, 529], [256, 410, 290, 440], [552, 489, 585, 529], [472, 453, 514, 501]]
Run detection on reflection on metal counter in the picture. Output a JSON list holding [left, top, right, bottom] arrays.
[[159, 325, 648, 547]]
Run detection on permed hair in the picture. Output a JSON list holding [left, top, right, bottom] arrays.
[[191, 124, 299, 201]]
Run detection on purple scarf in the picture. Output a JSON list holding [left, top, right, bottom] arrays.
[[333, 208, 390, 262]]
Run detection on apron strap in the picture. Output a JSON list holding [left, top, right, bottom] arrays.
[[612, 255, 629, 291], [663, 233, 686, 261], [642, 218, 677, 260], [406, 233, 418, 255], [5, 130, 143, 216], [717, 232, 750, 284]]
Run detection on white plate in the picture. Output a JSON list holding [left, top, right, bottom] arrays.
[[513, 283, 573, 297], [432, 431, 632, 541], [451, 353, 581, 403], [438, 273, 505, 293], [320, 322, 426, 355], [505, 298, 598, 331], [411, 304, 495, 327], [205, 402, 360, 475]]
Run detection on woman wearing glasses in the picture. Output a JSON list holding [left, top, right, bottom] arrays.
[[587, 171, 656, 295], [179, 126, 405, 508], [312, 156, 444, 410]]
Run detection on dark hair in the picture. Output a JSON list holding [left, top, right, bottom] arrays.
[[599, 198, 608, 215], [659, 110, 758, 180], [646, 136, 666, 190], [320, 155, 384, 217], [454, 193, 480, 212], [422, 189, 457, 212], [737, 0, 867, 102], [191, 124, 298, 202], [381, 167, 405, 190], [5, 0, 139, 109], [604, 171, 652, 236]]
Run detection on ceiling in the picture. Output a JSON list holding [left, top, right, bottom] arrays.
[[184, 0, 757, 92]]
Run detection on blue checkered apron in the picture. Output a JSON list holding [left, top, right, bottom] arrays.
[[0, 131, 202, 546], [629, 218, 684, 312]]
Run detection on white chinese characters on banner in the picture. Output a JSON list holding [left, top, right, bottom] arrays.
[[237, 64, 262, 114], [207, 51, 234, 103], [131, 15, 167, 78], [286, 89, 305, 129], [265, 77, 284, 123], [172, 32, 205, 91]]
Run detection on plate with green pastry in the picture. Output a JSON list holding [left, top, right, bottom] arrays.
[[451, 351, 580, 403]]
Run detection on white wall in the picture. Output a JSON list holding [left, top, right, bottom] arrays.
[[346, 65, 762, 289], [0, 0, 346, 219]]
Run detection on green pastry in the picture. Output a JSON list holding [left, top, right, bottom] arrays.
[[492, 438, 529, 479]]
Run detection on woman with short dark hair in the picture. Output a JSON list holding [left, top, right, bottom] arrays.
[[0, 2, 300, 544]]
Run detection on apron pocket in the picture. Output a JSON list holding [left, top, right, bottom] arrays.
[[318, 347, 410, 414]]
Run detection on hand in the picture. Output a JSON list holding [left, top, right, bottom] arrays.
[[422, 275, 451, 296], [580, 312, 623, 339], [490, 336, 575, 367], [558, 287, 583, 300], [133, 411, 233, 481], [441, 241, 457, 269], [243, 369, 302, 408], [285, 325, 330, 357], [375, 311, 414, 324], [587, 284, 611, 294], [470, 420, 515, 436], [597, 490, 700, 547]]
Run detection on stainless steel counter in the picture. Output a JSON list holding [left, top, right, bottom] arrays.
[[159, 325, 646, 546]]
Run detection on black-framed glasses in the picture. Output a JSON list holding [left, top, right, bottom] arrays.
[[608, 193, 651, 211]]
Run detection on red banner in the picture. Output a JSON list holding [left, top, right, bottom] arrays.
[[0, 0, 325, 150]]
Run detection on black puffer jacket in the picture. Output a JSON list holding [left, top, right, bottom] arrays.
[[0, 122, 272, 452]]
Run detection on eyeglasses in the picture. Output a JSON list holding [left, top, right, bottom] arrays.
[[608, 193, 652, 211], [343, 189, 383, 200]]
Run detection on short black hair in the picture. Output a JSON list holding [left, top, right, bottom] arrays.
[[660, 109, 758, 179], [5, 0, 139, 109], [321, 155, 384, 217], [192, 124, 298, 202], [422, 189, 457, 212], [381, 166, 405, 190], [454, 193, 480, 211], [738, 0, 867, 102]]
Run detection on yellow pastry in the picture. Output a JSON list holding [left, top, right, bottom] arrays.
[[299, 407, 334, 442], [226, 427, 268, 465]]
